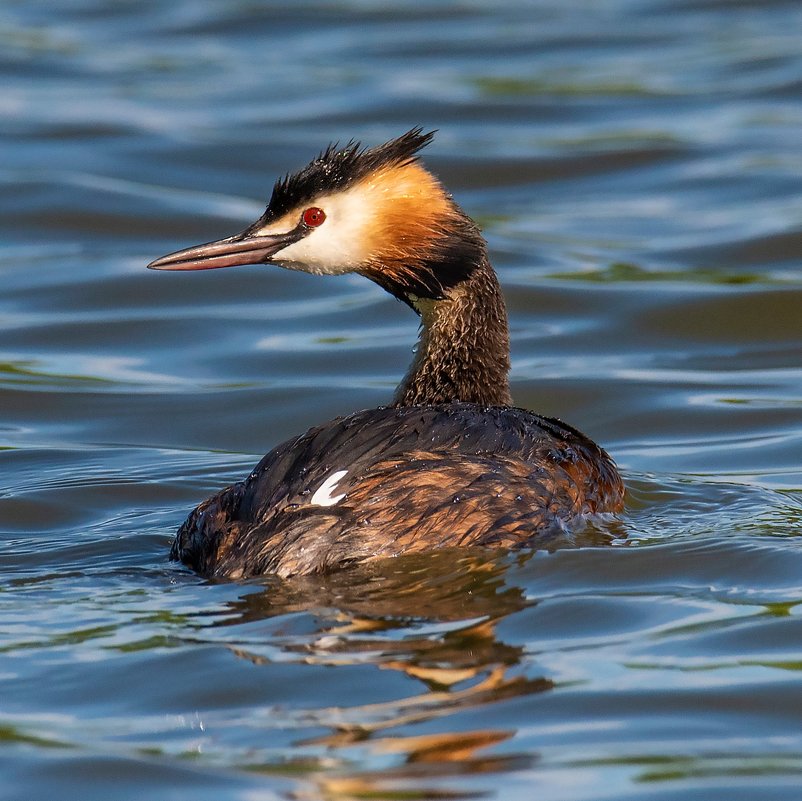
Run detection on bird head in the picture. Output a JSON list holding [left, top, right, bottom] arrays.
[[148, 129, 486, 306]]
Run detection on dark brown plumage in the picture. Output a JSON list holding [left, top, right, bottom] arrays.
[[170, 405, 622, 579], [149, 129, 624, 579]]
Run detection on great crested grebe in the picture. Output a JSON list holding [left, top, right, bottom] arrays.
[[148, 129, 624, 579]]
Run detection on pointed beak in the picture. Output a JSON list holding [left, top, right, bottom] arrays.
[[147, 226, 303, 271]]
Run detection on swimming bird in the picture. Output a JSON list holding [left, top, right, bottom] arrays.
[[148, 129, 624, 579]]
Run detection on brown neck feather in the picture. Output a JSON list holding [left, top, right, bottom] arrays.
[[393, 256, 512, 407]]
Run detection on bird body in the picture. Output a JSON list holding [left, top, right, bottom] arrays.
[[169, 404, 622, 579], [149, 130, 624, 579]]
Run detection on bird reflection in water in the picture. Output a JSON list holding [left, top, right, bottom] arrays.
[[211, 550, 557, 799]]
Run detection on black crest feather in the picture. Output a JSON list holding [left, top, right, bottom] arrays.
[[265, 128, 435, 221]]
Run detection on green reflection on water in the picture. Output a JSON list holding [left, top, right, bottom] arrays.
[[472, 76, 656, 98], [0, 723, 72, 749], [110, 635, 178, 653], [0, 360, 109, 387], [1, 623, 118, 653], [549, 261, 778, 285], [570, 753, 802, 783]]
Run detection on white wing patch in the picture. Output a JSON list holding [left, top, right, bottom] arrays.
[[310, 469, 348, 507]]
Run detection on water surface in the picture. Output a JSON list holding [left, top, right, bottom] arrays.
[[2, 1, 801, 799]]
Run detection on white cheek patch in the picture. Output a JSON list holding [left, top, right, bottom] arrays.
[[310, 469, 348, 507], [255, 187, 374, 274]]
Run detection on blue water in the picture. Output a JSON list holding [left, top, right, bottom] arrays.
[[2, 2, 801, 799]]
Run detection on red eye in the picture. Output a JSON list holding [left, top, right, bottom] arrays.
[[302, 207, 326, 227]]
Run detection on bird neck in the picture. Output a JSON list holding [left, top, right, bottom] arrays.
[[393, 256, 512, 407]]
